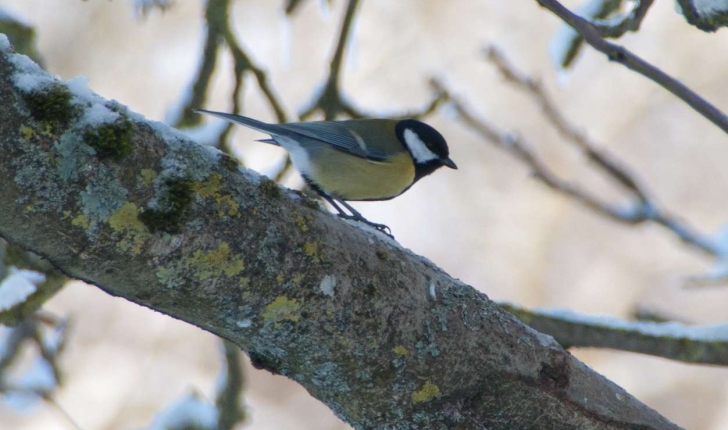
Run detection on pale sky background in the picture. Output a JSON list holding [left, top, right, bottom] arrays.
[[2, 0, 728, 429]]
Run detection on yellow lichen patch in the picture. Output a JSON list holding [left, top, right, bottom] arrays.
[[188, 242, 245, 280], [293, 212, 311, 232], [262, 296, 302, 324], [216, 194, 239, 217], [292, 273, 305, 285], [239, 277, 251, 289], [194, 174, 240, 217], [20, 125, 36, 140], [140, 169, 157, 187], [194, 174, 222, 198], [412, 381, 440, 404], [392, 346, 408, 356], [71, 214, 90, 229], [303, 241, 320, 263], [108, 202, 149, 254], [42, 123, 54, 137]]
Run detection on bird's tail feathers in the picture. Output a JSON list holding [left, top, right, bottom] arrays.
[[194, 109, 288, 138], [255, 138, 280, 146]]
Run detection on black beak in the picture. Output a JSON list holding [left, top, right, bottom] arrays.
[[442, 158, 458, 169]]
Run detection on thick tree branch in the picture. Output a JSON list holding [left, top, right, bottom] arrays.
[[0, 39, 681, 429], [537, 0, 728, 136]]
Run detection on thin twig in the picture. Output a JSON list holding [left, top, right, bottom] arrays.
[[591, 0, 654, 38], [630, 305, 692, 324], [389, 84, 451, 120], [537, 0, 728, 136], [43, 394, 85, 430], [180, 0, 289, 152], [485, 46, 648, 201], [433, 78, 722, 256], [673, 0, 726, 32], [299, 0, 363, 120], [216, 340, 246, 430], [216, 5, 290, 152], [284, 0, 332, 16], [171, 0, 226, 128], [550, 0, 622, 69]]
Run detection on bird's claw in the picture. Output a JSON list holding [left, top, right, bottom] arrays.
[[338, 214, 394, 238]]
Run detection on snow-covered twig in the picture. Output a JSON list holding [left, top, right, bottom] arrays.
[[480, 47, 722, 258], [433, 77, 723, 257], [537, 0, 728, 136], [674, 0, 728, 32], [502, 303, 728, 365], [549, 0, 655, 69], [131, 0, 174, 18]]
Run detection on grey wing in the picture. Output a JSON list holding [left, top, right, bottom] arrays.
[[280, 121, 388, 161], [195, 110, 387, 160]]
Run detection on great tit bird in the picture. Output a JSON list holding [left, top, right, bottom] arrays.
[[195, 109, 457, 236]]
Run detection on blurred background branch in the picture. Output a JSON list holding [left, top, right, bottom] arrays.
[[0, 313, 72, 427], [434, 72, 722, 257], [0, 245, 68, 326], [674, 0, 728, 32], [478, 47, 723, 258], [298, 0, 448, 121], [298, 0, 363, 120], [0, 4, 42, 65], [169, 0, 288, 154], [132, 0, 175, 18], [284, 0, 332, 16], [501, 302, 728, 365], [550, 0, 654, 69], [539, 0, 728, 135], [215, 341, 246, 430]]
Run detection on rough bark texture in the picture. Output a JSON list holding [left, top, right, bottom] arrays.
[[0, 40, 682, 430]]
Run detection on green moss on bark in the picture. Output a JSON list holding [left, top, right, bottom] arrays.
[[22, 85, 74, 133], [84, 118, 134, 160], [138, 177, 194, 233]]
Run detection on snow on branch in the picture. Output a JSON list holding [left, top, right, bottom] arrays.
[[537, 0, 728, 136], [502, 303, 728, 365]]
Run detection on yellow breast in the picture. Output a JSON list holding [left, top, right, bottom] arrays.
[[309, 151, 415, 201]]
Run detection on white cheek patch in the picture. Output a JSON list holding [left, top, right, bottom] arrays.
[[403, 128, 438, 163]]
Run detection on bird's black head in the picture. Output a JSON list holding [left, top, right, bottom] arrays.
[[395, 119, 457, 180]]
